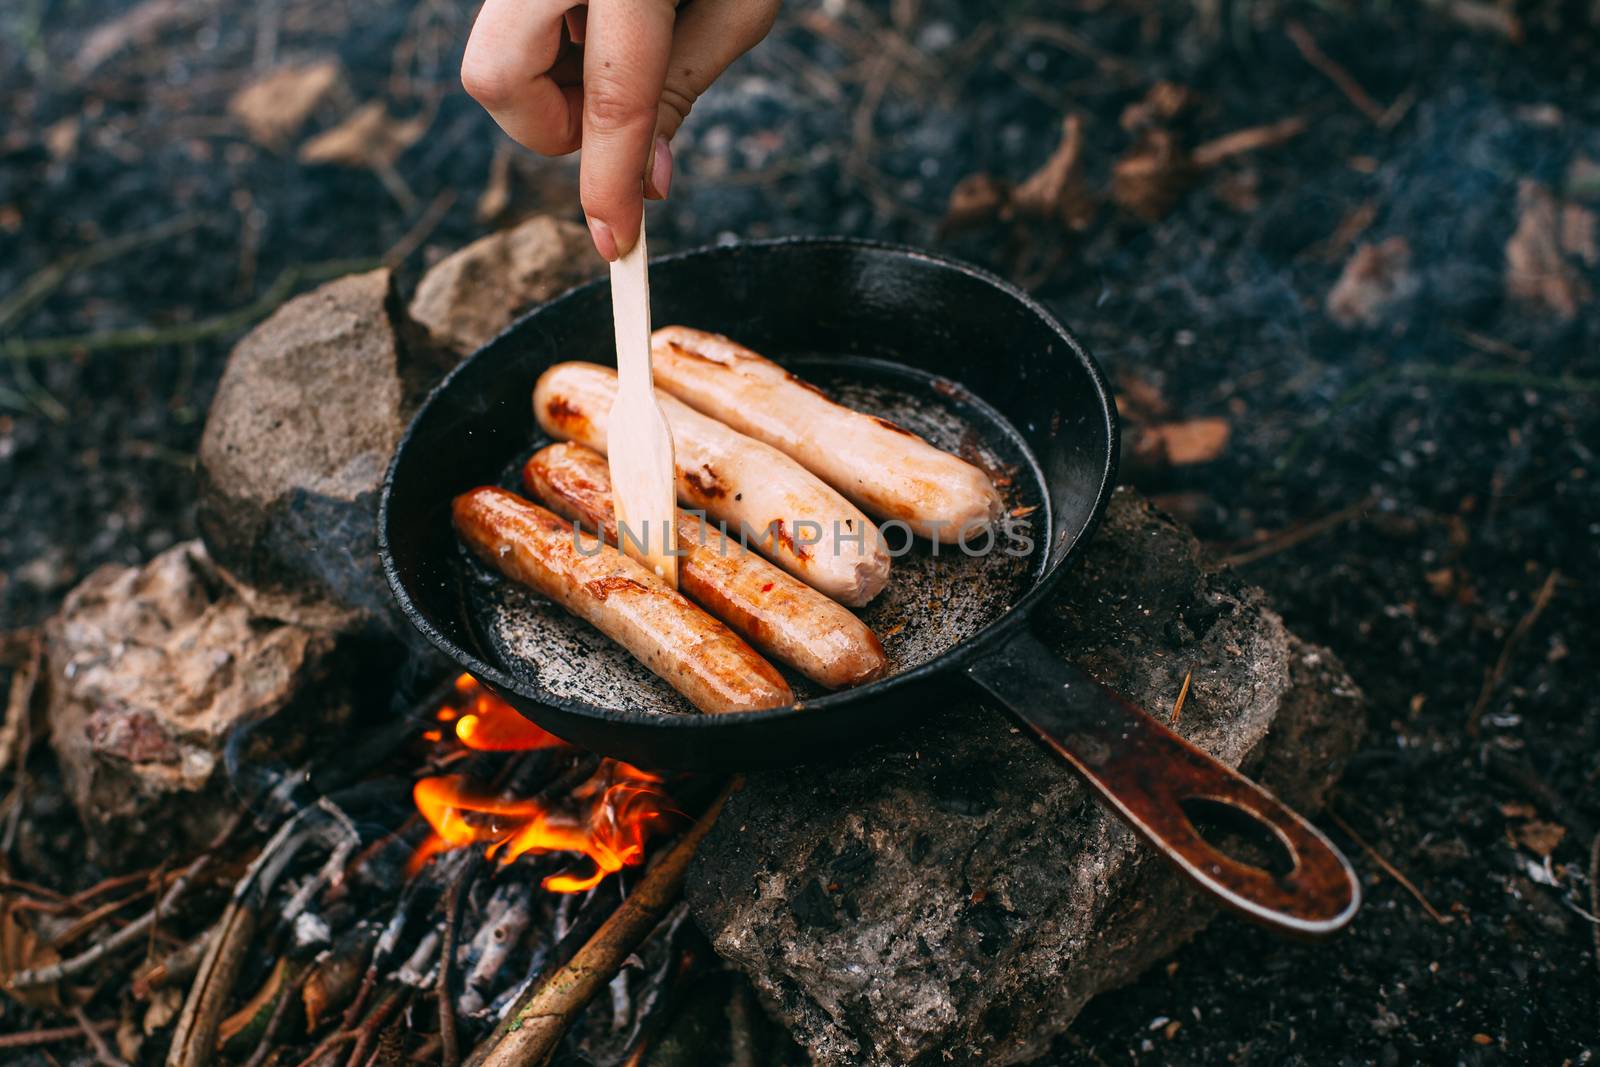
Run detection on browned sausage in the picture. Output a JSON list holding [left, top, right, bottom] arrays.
[[452, 487, 794, 714], [532, 362, 891, 607], [524, 442, 887, 689], [651, 326, 1003, 543]]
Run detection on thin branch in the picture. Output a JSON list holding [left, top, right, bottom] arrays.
[[3, 258, 380, 361], [1285, 20, 1386, 125], [1218, 494, 1378, 569], [1467, 569, 1561, 735], [1327, 810, 1450, 924], [7, 813, 243, 989]]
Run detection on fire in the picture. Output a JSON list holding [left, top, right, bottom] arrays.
[[410, 675, 675, 892]]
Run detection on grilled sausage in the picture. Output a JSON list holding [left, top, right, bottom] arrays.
[[650, 326, 1004, 543], [452, 487, 794, 714], [524, 442, 888, 689], [532, 362, 891, 607]]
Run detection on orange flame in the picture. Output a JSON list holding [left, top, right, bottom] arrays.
[[410, 675, 674, 892]]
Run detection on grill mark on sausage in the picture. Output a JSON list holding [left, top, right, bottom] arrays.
[[768, 519, 810, 561], [871, 415, 917, 437], [667, 340, 733, 367], [584, 575, 650, 601], [544, 395, 589, 433], [783, 371, 832, 400], [683, 463, 726, 498]]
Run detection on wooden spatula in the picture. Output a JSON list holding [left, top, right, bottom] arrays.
[[606, 218, 678, 588]]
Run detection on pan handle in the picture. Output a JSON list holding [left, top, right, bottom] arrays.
[[966, 629, 1360, 937]]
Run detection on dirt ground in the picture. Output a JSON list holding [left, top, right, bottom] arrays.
[[1, 1, 1597, 1063]]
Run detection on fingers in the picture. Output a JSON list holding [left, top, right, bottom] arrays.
[[462, 0, 583, 157], [654, 0, 780, 145], [579, 0, 676, 259]]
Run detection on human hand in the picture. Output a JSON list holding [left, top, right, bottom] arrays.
[[462, 0, 780, 261]]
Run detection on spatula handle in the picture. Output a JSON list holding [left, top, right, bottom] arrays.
[[967, 628, 1360, 937]]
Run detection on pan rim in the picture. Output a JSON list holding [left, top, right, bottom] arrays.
[[378, 235, 1120, 733]]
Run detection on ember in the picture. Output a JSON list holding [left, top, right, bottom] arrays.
[[409, 675, 676, 892]]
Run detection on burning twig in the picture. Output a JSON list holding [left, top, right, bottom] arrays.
[[1284, 21, 1387, 126], [7, 813, 242, 990], [468, 781, 737, 1067], [1327, 810, 1451, 925], [1467, 570, 1562, 736]]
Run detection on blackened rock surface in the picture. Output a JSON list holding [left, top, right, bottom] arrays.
[[408, 214, 596, 355], [687, 489, 1364, 1066], [44, 541, 347, 867], [196, 267, 448, 634]]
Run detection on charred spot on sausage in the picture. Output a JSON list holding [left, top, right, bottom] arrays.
[[584, 575, 650, 601], [683, 464, 726, 498]]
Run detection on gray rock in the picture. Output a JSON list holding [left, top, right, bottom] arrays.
[[408, 214, 597, 355], [44, 541, 347, 867], [687, 489, 1364, 1066], [196, 267, 448, 635]]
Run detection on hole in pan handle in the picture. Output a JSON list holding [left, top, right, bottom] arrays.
[[966, 629, 1361, 937]]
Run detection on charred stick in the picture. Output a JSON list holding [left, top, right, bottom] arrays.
[[459, 883, 534, 1017], [7, 812, 243, 990], [468, 780, 736, 1067]]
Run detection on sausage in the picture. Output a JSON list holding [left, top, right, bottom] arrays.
[[452, 487, 794, 714], [524, 442, 888, 689], [650, 326, 1004, 543], [532, 362, 892, 607]]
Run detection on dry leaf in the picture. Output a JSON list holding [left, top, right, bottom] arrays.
[[1327, 237, 1419, 328], [1130, 418, 1231, 468], [1111, 128, 1194, 223], [299, 102, 430, 169], [1561, 202, 1597, 266], [229, 59, 343, 149], [1011, 114, 1096, 231], [1115, 374, 1172, 421], [1514, 819, 1565, 857], [0, 901, 62, 1009], [940, 173, 1010, 234], [1506, 179, 1591, 319]]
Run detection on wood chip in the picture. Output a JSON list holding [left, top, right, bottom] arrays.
[[1130, 418, 1231, 468], [1120, 81, 1194, 132], [1111, 128, 1194, 222]]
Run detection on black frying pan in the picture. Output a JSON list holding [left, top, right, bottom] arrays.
[[379, 237, 1359, 936]]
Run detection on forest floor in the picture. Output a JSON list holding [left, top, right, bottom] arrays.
[[1, 0, 1597, 1063]]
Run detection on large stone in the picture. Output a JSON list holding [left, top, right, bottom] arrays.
[[45, 541, 347, 867], [686, 490, 1364, 1066], [408, 214, 596, 355], [197, 267, 448, 634]]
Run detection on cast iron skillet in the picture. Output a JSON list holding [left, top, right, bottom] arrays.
[[380, 237, 1360, 936]]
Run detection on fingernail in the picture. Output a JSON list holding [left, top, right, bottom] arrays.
[[588, 216, 618, 261], [647, 136, 673, 200]]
